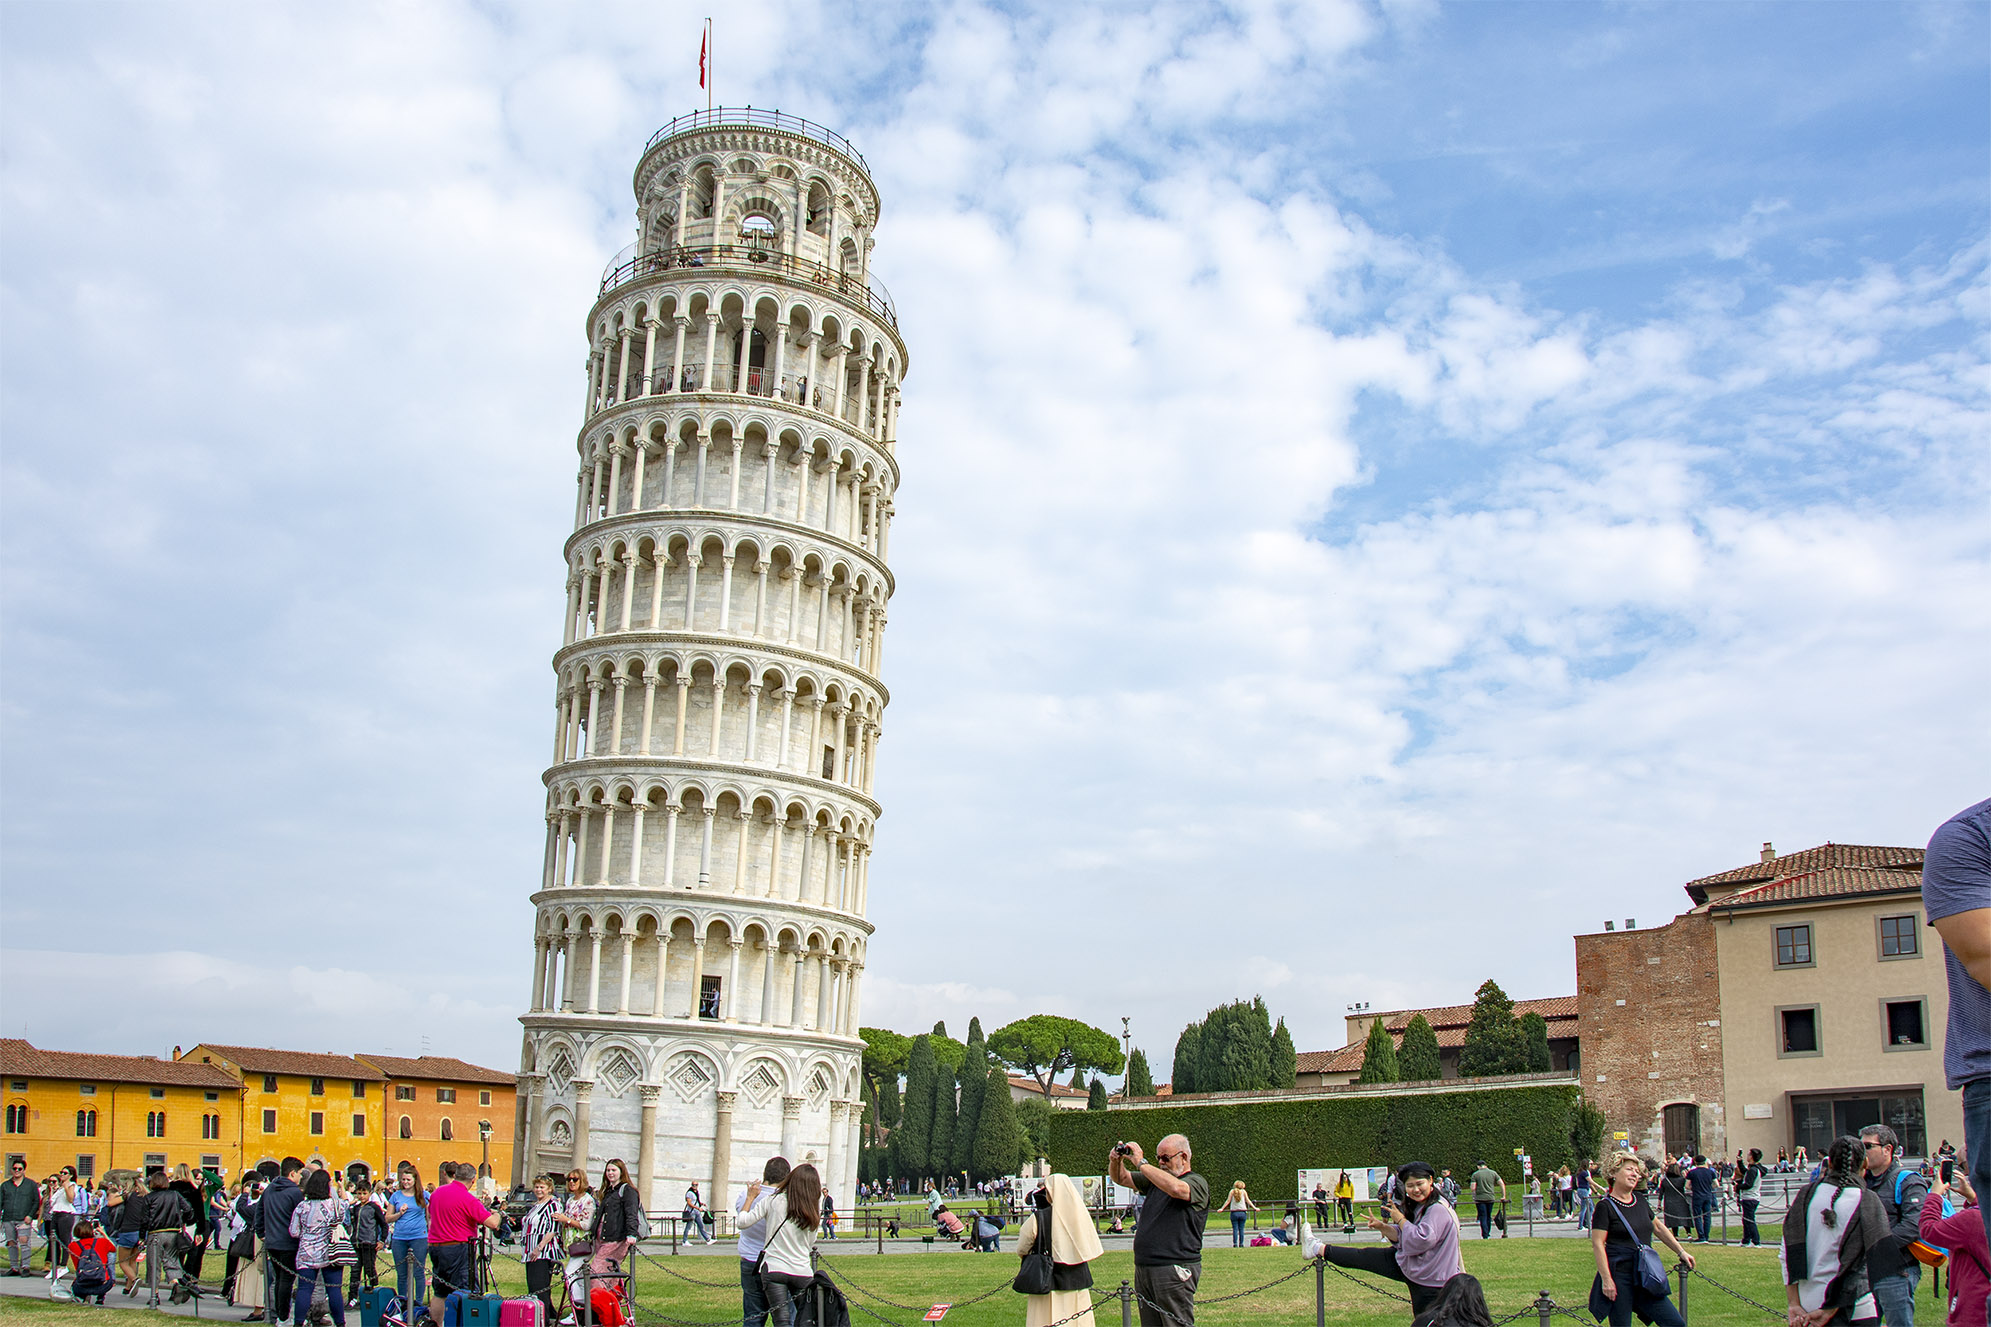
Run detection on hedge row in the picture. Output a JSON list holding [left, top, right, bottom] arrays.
[[1046, 1082, 1586, 1197]]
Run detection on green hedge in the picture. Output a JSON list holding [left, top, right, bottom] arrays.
[[1047, 1082, 1585, 1196]]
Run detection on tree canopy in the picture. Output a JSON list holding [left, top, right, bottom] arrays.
[[1171, 997, 1281, 1093], [893, 1034, 937, 1178], [1520, 1011, 1553, 1072], [1125, 1047, 1155, 1097], [1270, 1019, 1297, 1089], [1459, 979, 1526, 1077], [972, 1059, 1024, 1179], [988, 1015, 1124, 1095], [1398, 1014, 1442, 1081], [1087, 1077, 1108, 1110], [860, 1027, 912, 1083], [1357, 1018, 1399, 1083]]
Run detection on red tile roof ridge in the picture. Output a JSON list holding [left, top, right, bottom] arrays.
[[1684, 843, 1921, 891], [186, 1044, 385, 1079], [355, 1054, 514, 1086], [1711, 864, 1925, 909], [1, 1039, 242, 1088]]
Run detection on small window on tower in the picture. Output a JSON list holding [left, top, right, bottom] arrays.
[[821, 746, 835, 779]]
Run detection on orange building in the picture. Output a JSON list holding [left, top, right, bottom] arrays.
[[1, 1039, 243, 1180], [179, 1044, 386, 1181], [356, 1055, 516, 1183]]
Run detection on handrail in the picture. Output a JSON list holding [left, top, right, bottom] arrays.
[[642, 107, 869, 172], [599, 244, 898, 330]]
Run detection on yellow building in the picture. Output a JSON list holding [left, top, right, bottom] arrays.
[[356, 1055, 516, 1183], [180, 1044, 386, 1182], [1, 1039, 243, 1179]]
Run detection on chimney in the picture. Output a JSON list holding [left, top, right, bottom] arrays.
[[172, 1044, 181, 1060], [1761, 842, 1776, 863], [1604, 921, 1615, 931], [1625, 919, 1637, 930]]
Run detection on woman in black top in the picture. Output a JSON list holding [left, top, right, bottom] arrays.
[[1733, 1149, 1766, 1247], [586, 1159, 643, 1280], [1589, 1154, 1695, 1327], [1656, 1163, 1692, 1239]]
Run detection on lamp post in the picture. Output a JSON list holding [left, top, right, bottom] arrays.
[[479, 1120, 493, 1187]]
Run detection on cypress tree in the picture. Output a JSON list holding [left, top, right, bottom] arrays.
[[1270, 1018, 1297, 1089], [929, 1062, 957, 1183], [894, 1034, 936, 1179], [973, 1058, 1023, 1180], [1171, 1021, 1203, 1094], [1460, 980, 1522, 1077], [877, 1071, 901, 1128], [1357, 1019, 1399, 1083], [1125, 1048, 1154, 1097], [952, 1020, 989, 1178], [1520, 1011, 1553, 1072], [1398, 1014, 1442, 1081], [1087, 1077, 1108, 1110]]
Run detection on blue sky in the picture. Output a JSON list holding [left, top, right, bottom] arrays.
[[2, 0, 1986, 1077]]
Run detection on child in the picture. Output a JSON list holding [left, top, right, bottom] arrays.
[[67, 1220, 116, 1304]]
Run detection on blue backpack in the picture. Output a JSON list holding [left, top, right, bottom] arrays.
[[1895, 1171, 1952, 1268]]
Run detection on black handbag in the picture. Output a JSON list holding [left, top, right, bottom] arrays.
[[1011, 1204, 1054, 1296]]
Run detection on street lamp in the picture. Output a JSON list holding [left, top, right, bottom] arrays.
[[479, 1120, 492, 1187]]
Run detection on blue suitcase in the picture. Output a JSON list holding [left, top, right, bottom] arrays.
[[360, 1287, 401, 1327], [460, 1294, 505, 1327]]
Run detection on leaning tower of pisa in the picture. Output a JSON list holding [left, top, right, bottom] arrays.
[[514, 109, 904, 1217]]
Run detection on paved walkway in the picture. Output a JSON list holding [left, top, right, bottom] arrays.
[[0, 1272, 257, 1319]]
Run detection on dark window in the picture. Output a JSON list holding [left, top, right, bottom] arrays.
[[1662, 1103, 1700, 1157], [76, 1110, 96, 1137], [440, 1118, 453, 1142], [149, 1088, 164, 1099], [1775, 925, 1814, 968], [479, 1091, 492, 1107], [310, 1079, 325, 1097], [352, 1081, 366, 1098], [396, 1085, 416, 1101], [205, 1091, 218, 1102], [399, 1116, 412, 1140], [202, 1113, 221, 1140], [436, 1088, 456, 1104], [79, 1085, 95, 1097], [352, 1114, 366, 1137], [75, 1155, 94, 1178], [309, 1112, 324, 1136], [1880, 916, 1919, 958], [821, 746, 835, 779], [699, 975, 722, 1019], [5, 1104, 27, 1134], [263, 1076, 278, 1094], [1886, 1000, 1927, 1047], [1781, 1007, 1820, 1055], [262, 1109, 278, 1134], [146, 1111, 166, 1137], [143, 1153, 165, 1169], [200, 1155, 220, 1170]]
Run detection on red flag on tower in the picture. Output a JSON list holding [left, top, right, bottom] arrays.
[[699, 25, 708, 89]]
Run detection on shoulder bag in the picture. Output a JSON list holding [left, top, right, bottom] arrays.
[[1604, 1197, 1671, 1298], [1011, 1205, 1054, 1296]]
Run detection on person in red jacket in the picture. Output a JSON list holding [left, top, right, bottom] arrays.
[[1920, 1171, 1987, 1327]]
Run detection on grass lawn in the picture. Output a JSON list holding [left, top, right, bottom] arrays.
[[0, 1241, 1798, 1327]]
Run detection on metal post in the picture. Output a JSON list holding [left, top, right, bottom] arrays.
[[1675, 1261, 1690, 1326], [670, 1217, 678, 1256], [1501, 1198, 1510, 1238], [877, 1212, 884, 1254], [1315, 1258, 1327, 1327], [1720, 1191, 1728, 1244], [1534, 1290, 1553, 1327], [1120, 1279, 1133, 1327]]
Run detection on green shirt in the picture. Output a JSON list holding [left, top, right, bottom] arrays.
[[1470, 1168, 1504, 1202]]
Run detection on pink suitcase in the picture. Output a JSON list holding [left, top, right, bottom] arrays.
[[499, 1300, 545, 1327]]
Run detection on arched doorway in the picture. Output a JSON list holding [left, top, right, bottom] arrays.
[[1662, 1103, 1701, 1157]]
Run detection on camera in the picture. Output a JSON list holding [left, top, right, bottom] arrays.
[[1112, 1142, 1136, 1158]]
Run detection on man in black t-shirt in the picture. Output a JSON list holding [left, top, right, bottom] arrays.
[[1109, 1135, 1209, 1327]]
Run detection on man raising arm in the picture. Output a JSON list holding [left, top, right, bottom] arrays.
[[1109, 1135, 1208, 1327]]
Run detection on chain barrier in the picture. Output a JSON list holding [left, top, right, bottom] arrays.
[[1686, 1264, 1790, 1320], [625, 1301, 749, 1327], [816, 1256, 1014, 1312], [1194, 1256, 1322, 1303], [1314, 1254, 1418, 1304], [634, 1246, 742, 1289]]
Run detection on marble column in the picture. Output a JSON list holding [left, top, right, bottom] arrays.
[[637, 1084, 661, 1209], [571, 1079, 595, 1171], [711, 1091, 737, 1223], [780, 1096, 802, 1162]]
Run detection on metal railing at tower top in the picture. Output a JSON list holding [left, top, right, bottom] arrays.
[[598, 243, 898, 330], [642, 107, 869, 172]]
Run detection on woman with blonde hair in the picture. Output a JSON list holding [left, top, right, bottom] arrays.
[[1017, 1175, 1103, 1327], [1223, 1181, 1260, 1247], [1589, 1152, 1695, 1327]]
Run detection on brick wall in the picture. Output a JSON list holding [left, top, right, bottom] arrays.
[[1575, 913, 1727, 1158]]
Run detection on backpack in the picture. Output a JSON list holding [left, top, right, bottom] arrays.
[[1894, 1171, 1952, 1268], [73, 1240, 111, 1287], [628, 1196, 650, 1241]]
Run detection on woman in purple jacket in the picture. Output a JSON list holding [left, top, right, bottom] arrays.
[[1304, 1162, 1463, 1316]]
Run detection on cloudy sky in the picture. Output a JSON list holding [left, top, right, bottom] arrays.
[[3, 1, 1986, 1080]]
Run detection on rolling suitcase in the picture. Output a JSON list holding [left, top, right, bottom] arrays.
[[360, 1286, 401, 1327], [461, 1294, 505, 1327], [500, 1299, 545, 1327]]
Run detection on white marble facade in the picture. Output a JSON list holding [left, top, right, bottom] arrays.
[[515, 110, 904, 1220]]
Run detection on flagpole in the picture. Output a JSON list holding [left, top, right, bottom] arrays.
[[706, 17, 713, 113]]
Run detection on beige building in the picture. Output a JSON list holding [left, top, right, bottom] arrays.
[[1297, 996, 1579, 1086], [1695, 850, 1952, 1159], [1577, 841, 1959, 1160]]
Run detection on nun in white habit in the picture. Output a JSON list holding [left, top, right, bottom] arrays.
[[1017, 1174, 1104, 1327]]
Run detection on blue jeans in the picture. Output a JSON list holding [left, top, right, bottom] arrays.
[[741, 1257, 769, 1327], [1231, 1212, 1247, 1246], [1870, 1265, 1919, 1327], [391, 1237, 427, 1306], [1577, 1191, 1594, 1230], [294, 1264, 348, 1327], [1691, 1196, 1715, 1242], [1967, 1075, 1991, 1301], [1475, 1201, 1494, 1238]]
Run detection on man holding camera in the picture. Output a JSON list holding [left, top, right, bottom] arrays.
[[1109, 1136, 1209, 1327]]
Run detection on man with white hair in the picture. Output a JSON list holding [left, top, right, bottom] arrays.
[[1109, 1134, 1209, 1327]]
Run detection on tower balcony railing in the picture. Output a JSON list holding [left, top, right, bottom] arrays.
[[597, 365, 879, 430], [599, 243, 898, 331], [641, 108, 870, 173]]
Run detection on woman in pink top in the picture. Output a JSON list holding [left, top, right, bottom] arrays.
[[1920, 1172, 1987, 1327]]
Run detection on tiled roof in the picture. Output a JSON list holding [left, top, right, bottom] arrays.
[[1007, 1074, 1089, 1099], [187, 1044, 384, 1080], [0, 1039, 241, 1089], [1297, 995, 1578, 1076], [1684, 843, 1921, 903], [1709, 866, 1924, 911], [356, 1055, 515, 1087]]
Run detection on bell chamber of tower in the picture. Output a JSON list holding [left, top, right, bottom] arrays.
[[514, 109, 907, 1217]]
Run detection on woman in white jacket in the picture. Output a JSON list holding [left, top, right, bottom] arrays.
[[736, 1164, 823, 1327]]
